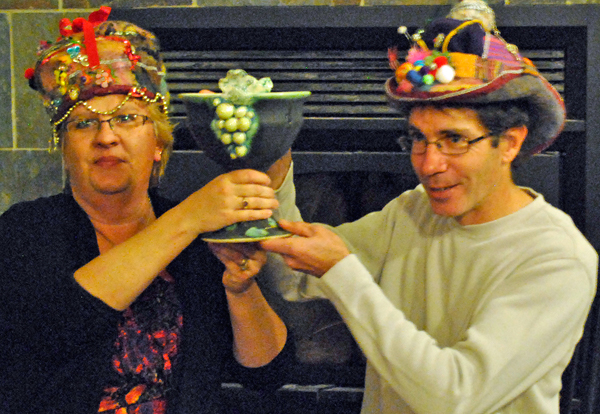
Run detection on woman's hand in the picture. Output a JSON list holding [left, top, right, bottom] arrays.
[[211, 241, 287, 367], [209, 242, 267, 294], [182, 169, 279, 235]]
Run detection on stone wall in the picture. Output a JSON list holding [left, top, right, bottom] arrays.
[[0, 0, 596, 213]]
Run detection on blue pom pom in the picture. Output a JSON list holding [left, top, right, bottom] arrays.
[[406, 70, 423, 85]]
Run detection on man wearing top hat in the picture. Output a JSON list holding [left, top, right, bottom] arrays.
[[256, 1, 599, 413]]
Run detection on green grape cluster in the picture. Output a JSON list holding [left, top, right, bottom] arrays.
[[209, 98, 258, 159]]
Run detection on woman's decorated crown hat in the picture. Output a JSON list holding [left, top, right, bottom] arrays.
[[25, 7, 169, 148], [385, 0, 565, 156]]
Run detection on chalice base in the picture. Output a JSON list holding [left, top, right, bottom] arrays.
[[200, 218, 292, 243]]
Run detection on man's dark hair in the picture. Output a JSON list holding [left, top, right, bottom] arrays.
[[474, 100, 531, 143], [408, 100, 532, 165]]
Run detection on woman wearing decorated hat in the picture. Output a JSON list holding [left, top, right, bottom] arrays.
[[0, 7, 291, 413], [261, 1, 597, 413]]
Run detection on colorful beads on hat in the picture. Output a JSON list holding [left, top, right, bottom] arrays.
[[68, 86, 80, 101], [124, 40, 141, 69]]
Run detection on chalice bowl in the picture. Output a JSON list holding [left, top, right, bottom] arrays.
[[179, 69, 311, 242]]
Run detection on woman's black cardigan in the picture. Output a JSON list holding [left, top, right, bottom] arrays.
[[0, 192, 290, 413]]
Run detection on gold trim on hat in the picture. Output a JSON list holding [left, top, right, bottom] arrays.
[[50, 88, 168, 151]]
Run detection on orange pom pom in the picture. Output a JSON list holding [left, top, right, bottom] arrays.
[[395, 62, 414, 83]]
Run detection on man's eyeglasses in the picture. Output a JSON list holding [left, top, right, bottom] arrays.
[[398, 132, 494, 156], [63, 114, 152, 138]]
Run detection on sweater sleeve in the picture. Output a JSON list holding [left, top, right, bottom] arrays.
[[226, 335, 296, 391], [0, 196, 122, 413], [317, 226, 597, 414], [264, 164, 399, 301]]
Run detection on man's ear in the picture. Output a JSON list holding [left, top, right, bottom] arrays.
[[500, 125, 528, 164]]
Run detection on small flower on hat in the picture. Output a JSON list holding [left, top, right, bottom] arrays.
[[94, 68, 114, 88]]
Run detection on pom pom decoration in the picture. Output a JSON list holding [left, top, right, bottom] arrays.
[[395, 62, 414, 83], [388, 47, 400, 70], [435, 65, 455, 84], [423, 74, 435, 85], [390, 21, 458, 91], [397, 79, 414, 93], [434, 56, 448, 67], [407, 48, 430, 65], [406, 70, 423, 86], [24, 68, 35, 80]]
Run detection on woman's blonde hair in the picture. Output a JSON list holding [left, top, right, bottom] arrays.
[[147, 101, 174, 187]]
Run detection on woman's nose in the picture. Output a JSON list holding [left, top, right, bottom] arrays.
[[93, 121, 119, 146]]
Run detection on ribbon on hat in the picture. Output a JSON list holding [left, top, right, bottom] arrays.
[[58, 6, 111, 37], [25, 7, 111, 81], [58, 6, 111, 68]]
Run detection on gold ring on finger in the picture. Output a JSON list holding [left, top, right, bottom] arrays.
[[239, 258, 249, 271], [241, 197, 249, 209]]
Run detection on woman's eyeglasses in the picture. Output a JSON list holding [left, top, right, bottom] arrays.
[[63, 114, 152, 138]]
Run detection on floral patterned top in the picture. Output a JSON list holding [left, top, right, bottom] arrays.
[[98, 273, 182, 414]]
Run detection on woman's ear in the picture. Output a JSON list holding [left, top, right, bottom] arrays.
[[154, 146, 163, 162], [500, 125, 528, 164]]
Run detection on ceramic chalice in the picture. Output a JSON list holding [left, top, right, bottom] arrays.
[[179, 69, 311, 243]]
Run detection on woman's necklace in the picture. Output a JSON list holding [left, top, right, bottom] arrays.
[[92, 200, 155, 252]]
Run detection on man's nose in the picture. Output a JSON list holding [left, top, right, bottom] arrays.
[[415, 143, 448, 176]]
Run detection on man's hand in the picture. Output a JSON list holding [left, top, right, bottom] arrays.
[[260, 219, 350, 277]]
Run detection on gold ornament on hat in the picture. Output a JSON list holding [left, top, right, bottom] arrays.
[[448, 0, 496, 32]]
